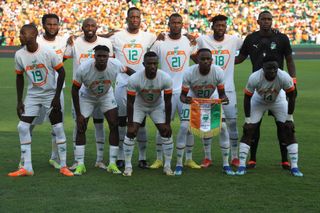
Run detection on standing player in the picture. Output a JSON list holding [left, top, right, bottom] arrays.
[[122, 52, 173, 176], [8, 24, 73, 177], [236, 11, 297, 169], [64, 18, 113, 170], [235, 55, 303, 177], [107, 7, 157, 169], [150, 13, 200, 171], [177, 48, 234, 175], [196, 15, 243, 167], [72, 45, 134, 175]]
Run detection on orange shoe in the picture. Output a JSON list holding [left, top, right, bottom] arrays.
[[231, 158, 240, 167], [201, 158, 212, 168], [60, 167, 74, 176], [8, 168, 34, 177]]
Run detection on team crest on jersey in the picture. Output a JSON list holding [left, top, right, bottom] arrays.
[[165, 47, 186, 72], [270, 42, 277, 50], [122, 40, 143, 65]]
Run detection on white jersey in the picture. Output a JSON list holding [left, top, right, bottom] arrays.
[[64, 35, 113, 79], [182, 64, 225, 98], [15, 45, 63, 96], [37, 35, 67, 63], [197, 34, 243, 91], [244, 68, 295, 103], [109, 30, 157, 85], [73, 58, 126, 98], [151, 34, 197, 94], [127, 69, 173, 107]]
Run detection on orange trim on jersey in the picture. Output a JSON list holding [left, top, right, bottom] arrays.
[[285, 86, 295, 93], [244, 88, 253, 96], [164, 89, 173, 94], [217, 84, 224, 90], [127, 90, 136, 96], [63, 55, 72, 59], [54, 63, 63, 71], [182, 86, 189, 93], [292, 78, 297, 84], [72, 80, 81, 88], [16, 70, 24, 75]]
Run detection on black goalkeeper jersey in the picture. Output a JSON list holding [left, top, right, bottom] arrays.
[[239, 31, 292, 72]]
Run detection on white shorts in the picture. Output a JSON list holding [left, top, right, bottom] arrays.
[[32, 92, 65, 125], [133, 102, 165, 124], [23, 93, 55, 118], [222, 91, 237, 119], [79, 89, 117, 118], [115, 84, 127, 117], [250, 91, 287, 123], [171, 93, 183, 120]]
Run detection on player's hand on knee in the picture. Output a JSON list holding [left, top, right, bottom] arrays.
[[162, 124, 172, 137], [77, 115, 87, 133], [185, 96, 193, 104], [16, 102, 25, 119]]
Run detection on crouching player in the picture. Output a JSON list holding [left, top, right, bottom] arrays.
[[236, 55, 303, 177], [8, 24, 73, 177], [175, 48, 234, 176], [71, 45, 134, 175], [123, 51, 173, 176]]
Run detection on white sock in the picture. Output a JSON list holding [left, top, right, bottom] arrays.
[[230, 138, 238, 160], [109, 145, 119, 164], [96, 141, 105, 162], [137, 127, 147, 161], [155, 131, 163, 161], [220, 123, 230, 167], [73, 142, 76, 162], [57, 143, 67, 167], [118, 126, 126, 161], [123, 136, 135, 168], [75, 145, 85, 165], [239, 142, 250, 167], [162, 137, 173, 168], [50, 131, 59, 160], [287, 143, 298, 168], [185, 132, 194, 160], [202, 137, 212, 160], [226, 118, 239, 160], [21, 144, 32, 171]]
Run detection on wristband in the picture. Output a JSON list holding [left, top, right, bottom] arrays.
[[245, 117, 251, 123], [286, 114, 294, 121], [292, 77, 297, 84]]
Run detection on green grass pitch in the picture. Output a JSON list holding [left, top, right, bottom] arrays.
[[0, 58, 319, 212]]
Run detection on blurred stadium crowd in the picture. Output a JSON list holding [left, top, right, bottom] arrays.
[[0, 0, 319, 46]]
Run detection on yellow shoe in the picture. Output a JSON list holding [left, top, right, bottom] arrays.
[[150, 160, 163, 169], [8, 168, 34, 177], [60, 167, 74, 176], [184, 159, 201, 169]]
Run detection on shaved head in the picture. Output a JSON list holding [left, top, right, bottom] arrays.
[[82, 18, 97, 27]]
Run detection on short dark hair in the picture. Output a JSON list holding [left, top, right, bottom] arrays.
[[21, 23, 38, 34], [42, 14, 59, 25], [258, 11, 272, 19], [211, 15, 228, 25], [127, 7, 140, 16], [197, 48, 212, 55], [144, 51, 158, 60], [93, 45, 110, 52], [262, 54, 278, 63], [169, 13, 182, 21]]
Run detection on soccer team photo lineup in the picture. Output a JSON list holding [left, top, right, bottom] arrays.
[[6, 2, 316, 179]]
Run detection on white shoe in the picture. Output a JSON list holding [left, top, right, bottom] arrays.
[[123, 167, 133, 177], [163, 166, 174, 176], [95, 161, 107, 170]]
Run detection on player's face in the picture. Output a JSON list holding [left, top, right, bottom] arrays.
[[143, 56, 158, 78], [43, 18, 59, 37], [263, 61, 278, 81], [82, 19, 98, 39], [258, 13, 273, 31], [19, 28, 36, 46], [168, 16, 183, 35], [94, 49, 109, 70], [212, 20, 227, 38], [198, 51, 213, 71], [127, 10, 141, 30]]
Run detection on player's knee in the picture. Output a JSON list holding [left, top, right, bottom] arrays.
[[17, 121, 31, 144], [240, 123, 257, 145], [126, 126, 137, 138], [52, 123, 66, 143], [49, 110, 62, 124]]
